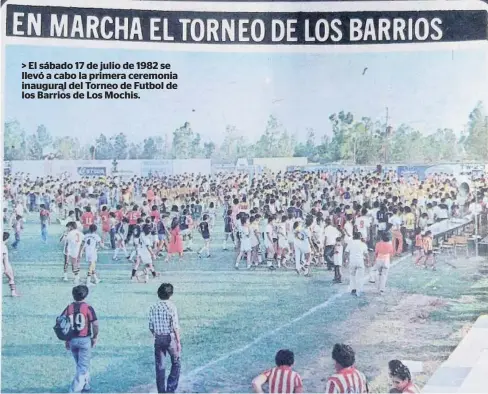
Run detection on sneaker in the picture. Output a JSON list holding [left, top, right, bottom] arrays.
[[11, 291, 20, 297], [268, 265, 276, 271], [351, 289, 357, 296], [63, 274, 68, 282], [234, 264, 239, 270], [198, 254, 202, 259]]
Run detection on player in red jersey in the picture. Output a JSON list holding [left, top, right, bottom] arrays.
[[99, 206, 110, 244], [80, 206, 95, 234], [150, 205, 160, 224], [115, 204, 124, 223], [126, 205, 141, 243], [252, 349, 303, 394], [325, 344, 368, 393]]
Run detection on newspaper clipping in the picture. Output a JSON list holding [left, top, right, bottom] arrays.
[[1, 0, 488, 393]]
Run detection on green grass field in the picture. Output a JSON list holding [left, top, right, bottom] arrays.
[[2, 217, 487, 393]]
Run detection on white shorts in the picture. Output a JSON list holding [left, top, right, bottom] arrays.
[[85, 253, 98, 263], [140, 254, 153, 265], [115, 233, 124, 241], [181, 229, 191, 237], [278, 238, 288, 249], [295, 240, 310, 254], [240, 242, 252, 253], [67, 249, 80, 259]]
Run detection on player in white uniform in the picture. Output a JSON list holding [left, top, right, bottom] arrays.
[[131, 225, 157, 283], [293, 220, 311, 276], [83, 224, 103, 286], [3, 232, 19, 297], [235, 216, 252, 270], [64, 222, 85, 284], [264, 216, 276, 270], [277, 216, 290, 266]]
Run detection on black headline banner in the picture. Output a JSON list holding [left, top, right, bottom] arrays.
[[5, 5, 488, 44]]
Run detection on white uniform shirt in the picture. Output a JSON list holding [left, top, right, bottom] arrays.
[[84, 233, 101, 261], [137, 234, 153, 262], [345, 239, 368, 267], [66, 230, 85, 258]]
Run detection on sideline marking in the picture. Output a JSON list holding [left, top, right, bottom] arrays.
[[169, 254, 411, 387]]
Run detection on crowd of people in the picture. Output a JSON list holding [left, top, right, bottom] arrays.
[[3, 168, 487, 294], [3, 167, 488, 392]]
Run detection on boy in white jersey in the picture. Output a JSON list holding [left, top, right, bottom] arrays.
[[64, 221, 85, 284], [355, 208, 371, 248], [277, 215, 290, 266], [131, 225, 158, 283], [3, 232, 20, 297], [83, 224, 103, 286]]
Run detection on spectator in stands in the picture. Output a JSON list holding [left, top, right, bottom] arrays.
[[388, 360, 420, 393]]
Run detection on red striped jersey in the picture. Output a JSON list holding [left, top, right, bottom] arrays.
[[402, 382, 420, 393], [62, 302, 97, 338], [262, 366, 303, 393], [325, 367, 368, 393]]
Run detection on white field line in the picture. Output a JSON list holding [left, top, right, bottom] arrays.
[[131, 253, 412, 392]]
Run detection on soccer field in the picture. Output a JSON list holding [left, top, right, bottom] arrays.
[[2, 218, 485, 393]]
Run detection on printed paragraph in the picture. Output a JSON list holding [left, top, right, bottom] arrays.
[[20, 61, 179, 100]]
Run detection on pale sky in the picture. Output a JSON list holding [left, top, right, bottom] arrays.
[[4, 44, 488, 145]]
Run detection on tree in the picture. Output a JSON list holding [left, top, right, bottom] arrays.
[[141, 137, 161, 159], [219, 125, 249, 160], [4, 121, 26, 160], [95, 133, 114, 159], [190, 133, 202, 158], [294, 128, 317, 159], [25, 134, 42, 159], [464, 102, 487, 160], [128, 143, 142, 159], [255, 115, 293, 157], [203, 141, 216, 158], [35, 125, 52, 157], [111, 133, 128, 159], [328, 111, 354, 162], [53, 136, 82, 159], [171, 122, 194, 159]]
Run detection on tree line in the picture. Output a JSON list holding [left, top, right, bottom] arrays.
[[4, 101, 487, 164]]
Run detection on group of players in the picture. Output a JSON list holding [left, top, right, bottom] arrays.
[[3, 168, 486, 294]]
